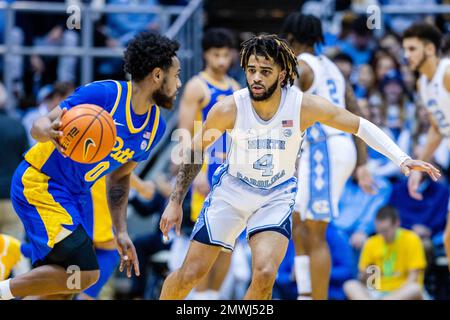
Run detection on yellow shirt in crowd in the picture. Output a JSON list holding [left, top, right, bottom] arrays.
[[359, 228, 426, 292]]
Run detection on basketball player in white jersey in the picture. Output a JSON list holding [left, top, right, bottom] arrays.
[[177, 28, 239, 300], [159, 34, 439, 300], [281, 13, 375, 300], [403, 22, 450, 269]]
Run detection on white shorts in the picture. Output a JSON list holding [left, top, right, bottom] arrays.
[[295, 134, 356, 222], [190, 164, 298, 250]]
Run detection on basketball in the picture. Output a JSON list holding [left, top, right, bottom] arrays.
[[58, 104, 117, 164]]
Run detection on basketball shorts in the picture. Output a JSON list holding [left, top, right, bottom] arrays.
[[295, 135, 356, 222], [10, 161, 95, 265], [190, 164, 298, 250]]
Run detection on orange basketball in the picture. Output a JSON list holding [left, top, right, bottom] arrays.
[[59, 104, 117, 164]]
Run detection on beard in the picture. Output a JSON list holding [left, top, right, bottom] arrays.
[[247, 80, 278, 101], [152, 80, 176, 109], [411, 51, 427, 72]]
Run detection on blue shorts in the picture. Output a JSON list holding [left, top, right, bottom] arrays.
[[10, 161, 94, 265]]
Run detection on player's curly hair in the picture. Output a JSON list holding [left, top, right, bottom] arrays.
[[240, 34, 299, 87], [123, 31, 180, 82], [281, 13, 324, 48]]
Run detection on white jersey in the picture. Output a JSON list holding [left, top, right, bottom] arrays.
[[298, 53, 347, 136], [227, 86, 304, 189], [419, 58, 450, 148]]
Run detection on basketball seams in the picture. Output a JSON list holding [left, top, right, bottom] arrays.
[[67, 109, 106, 159], [97, 111, 117, 139], [60, 114, 96, 132], [89, 117, 104, 163]]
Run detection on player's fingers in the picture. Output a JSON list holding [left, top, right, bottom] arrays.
[[418, 163, 440, 181], [131, 251, 140, 277], [127, 260, 132, 278], [50, 138, 67, 156], [403, 166, 411, 177], [51, 119, 62, 130], [161, 220, 172, 238], [119, 258, 125, 273], [49, 129, 63, 139], [159, 218, 167, 234]]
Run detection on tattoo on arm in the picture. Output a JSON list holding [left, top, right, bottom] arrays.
[[108, 185, 127, 207], [107, 176, 130, 233], [170, 149, 203, 205]]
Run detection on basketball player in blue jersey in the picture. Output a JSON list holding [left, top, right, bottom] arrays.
[[0, 32, 181, 300], [159, 34, 439, 300], [178, 28, 240, 300], [281, 13, 374, 300]]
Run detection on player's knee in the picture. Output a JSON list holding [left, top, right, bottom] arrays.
[[252, 263, 278, 286], [180, 264, 208, 286], [79, 270, 100, 291]]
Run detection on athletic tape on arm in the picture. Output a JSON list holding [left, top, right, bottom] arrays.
[[355, 117, 411, 167]]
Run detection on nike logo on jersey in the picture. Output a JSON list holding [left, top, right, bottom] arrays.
[[114, 120, 125, 127], [83, 138, 96, 160]]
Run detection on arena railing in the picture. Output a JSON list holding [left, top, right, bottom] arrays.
[[0, 0, 203, 110], [0, 0, 203, 176]]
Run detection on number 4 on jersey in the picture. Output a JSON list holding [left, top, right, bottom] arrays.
[[253, 154, 274, 176]]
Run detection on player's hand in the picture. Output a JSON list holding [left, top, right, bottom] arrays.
[[116, 232, 140, 278], [407, 170, 424, 201], [159, 201, 183, 241], [401, 159, 440, 182], [136, 180, 156, 200], [48, 107, 68, 155], [193, 172, 210, 196], [355, 165, 378, 195]]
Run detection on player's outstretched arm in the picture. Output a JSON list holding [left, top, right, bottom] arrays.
[[159, 96, 236, 239], [301, 94, 441, 181], [30, 105, 67, 153], [107, 161, 140, 278]]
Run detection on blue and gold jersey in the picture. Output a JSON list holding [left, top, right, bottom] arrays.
[[197, 71, 235, 123], [24, 80, 166, 195], [190, 72, 235, 221], [11, 80, 165, 264]]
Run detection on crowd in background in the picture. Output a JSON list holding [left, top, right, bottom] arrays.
[[0, 0, 450, 299]]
